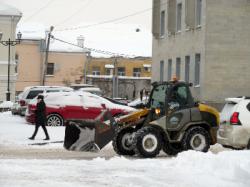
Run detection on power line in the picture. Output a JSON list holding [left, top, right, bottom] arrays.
[[55, 0, 93, 27], [55, 0, 168, 32], [23, 0, 55, 22], [51, 36, 137, 58]]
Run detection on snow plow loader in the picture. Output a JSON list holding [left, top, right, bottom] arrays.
[[64, 80, 220, 158]]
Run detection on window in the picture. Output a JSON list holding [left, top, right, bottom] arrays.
[[195, 53, 201, 85], [47, 63, 54, 75], [176, 58, 181, 79], [168, 59, 172, 81], [27, 90, 43, 99], [160, 60, 164, 82], [92, 67, 100, 76], [118, 67, 125, 76], [177, 3, 182, 31], [106, 69, 112, 75], [160, 10, 166, 37], [151, 84, 169, 108], [133, 68, 141, 77], [185, 56, 190, 82], [185, 0, 196, 29], [196, 0, 202, 26], [176, 86, 188, 105]]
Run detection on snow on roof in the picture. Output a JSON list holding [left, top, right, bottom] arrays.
[[0, 3, 22, 17], [17, 23, 46, 40]]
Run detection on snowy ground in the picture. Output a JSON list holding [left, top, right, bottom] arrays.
[[0, 112, 250, 187]]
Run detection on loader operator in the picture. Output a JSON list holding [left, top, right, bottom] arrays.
[[168, 84, 188, 111]]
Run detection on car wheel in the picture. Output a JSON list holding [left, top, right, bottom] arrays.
[[182, 126, 210, 152], [47, 114, 64, 126], [112, 127, 135, 156], [132, 126, 162, 158]]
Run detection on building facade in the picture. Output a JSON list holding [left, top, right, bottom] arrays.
[[15, 39, 88, 94], [152, 0, 250, 107], [86, 57, 152, 99], [0, 3, 21, 102]]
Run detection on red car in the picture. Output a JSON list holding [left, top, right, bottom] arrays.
[[25, 92, 136, 126]]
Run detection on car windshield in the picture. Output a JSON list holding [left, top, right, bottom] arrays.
[[150, 84, 169, 108]]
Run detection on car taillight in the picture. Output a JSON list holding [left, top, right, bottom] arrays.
[[230, 112, 241, 125], [19, 100, 26, 106]]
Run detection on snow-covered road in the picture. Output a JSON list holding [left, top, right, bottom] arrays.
[[0, 112, 250, 187]]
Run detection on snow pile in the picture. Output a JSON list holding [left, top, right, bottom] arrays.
[[0, 112, 250, 186], [0, 101, 14, 108], [0, 151, 250, 187]]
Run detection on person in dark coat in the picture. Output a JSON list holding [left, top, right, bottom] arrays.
[[29, 95, 50, 140]]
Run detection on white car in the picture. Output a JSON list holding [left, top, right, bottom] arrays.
[[217, 97, 250, 149], [19, 86, 73, 116]]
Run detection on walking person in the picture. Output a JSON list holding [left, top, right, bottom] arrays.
[[29, 95, 50, 140]]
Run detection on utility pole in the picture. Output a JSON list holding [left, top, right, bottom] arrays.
[[84, 51, 91, 84], [42, 26, 54, 86], [112, 57, 118, 98]]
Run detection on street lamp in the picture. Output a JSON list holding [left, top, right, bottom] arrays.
[[0, 31, 22, 101]]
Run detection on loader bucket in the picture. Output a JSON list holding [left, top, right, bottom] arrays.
[[64, 110, 117, 152]]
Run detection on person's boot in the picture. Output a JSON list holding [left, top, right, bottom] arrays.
[[28, 137, 34, 140]]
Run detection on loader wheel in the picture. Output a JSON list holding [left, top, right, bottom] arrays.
[[162, 142, 182, 156], [132, 126, 162, 158], [182, 126, 210, 152], [112, 127, 135, 156]]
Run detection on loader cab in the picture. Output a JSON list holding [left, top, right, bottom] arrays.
[[148, 81, 194, 116]]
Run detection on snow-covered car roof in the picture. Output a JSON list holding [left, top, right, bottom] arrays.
[[29, 92, 136, 112]]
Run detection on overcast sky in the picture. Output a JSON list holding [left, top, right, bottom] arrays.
[[1, 0, 152, 30], [1, 0, 153, 57]]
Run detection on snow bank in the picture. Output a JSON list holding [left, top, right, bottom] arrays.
[[0, 150, 250, 187], [0, 101, 13, 108]]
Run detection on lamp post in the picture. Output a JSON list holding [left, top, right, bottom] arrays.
[[0, 31, 22, 101]]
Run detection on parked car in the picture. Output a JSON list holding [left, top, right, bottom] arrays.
[[0, 101, 13, 112], [128, 96, 149, 108], [113, 98, 131, 105], [19, 86, 73, 116], [11, 92, 23, 115], [78, 87, 103, 96], [25, 92, 136, 126], [217, 97, 250, 149]]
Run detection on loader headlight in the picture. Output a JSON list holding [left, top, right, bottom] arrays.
[[155, 108, 161, 115]]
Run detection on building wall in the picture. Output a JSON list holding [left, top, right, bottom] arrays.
[[45, 51, 86, 86], [0, 15, 21, 101], [152, 0, 250, 107], [88, 57, 152, 77], [152, 0, 206, 101], [204, 0, 250, 102], [15, 40, 43, 92], [15, 40, 87, 93], [87, 57, 152, 99], [87, 77, 151, 100]]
